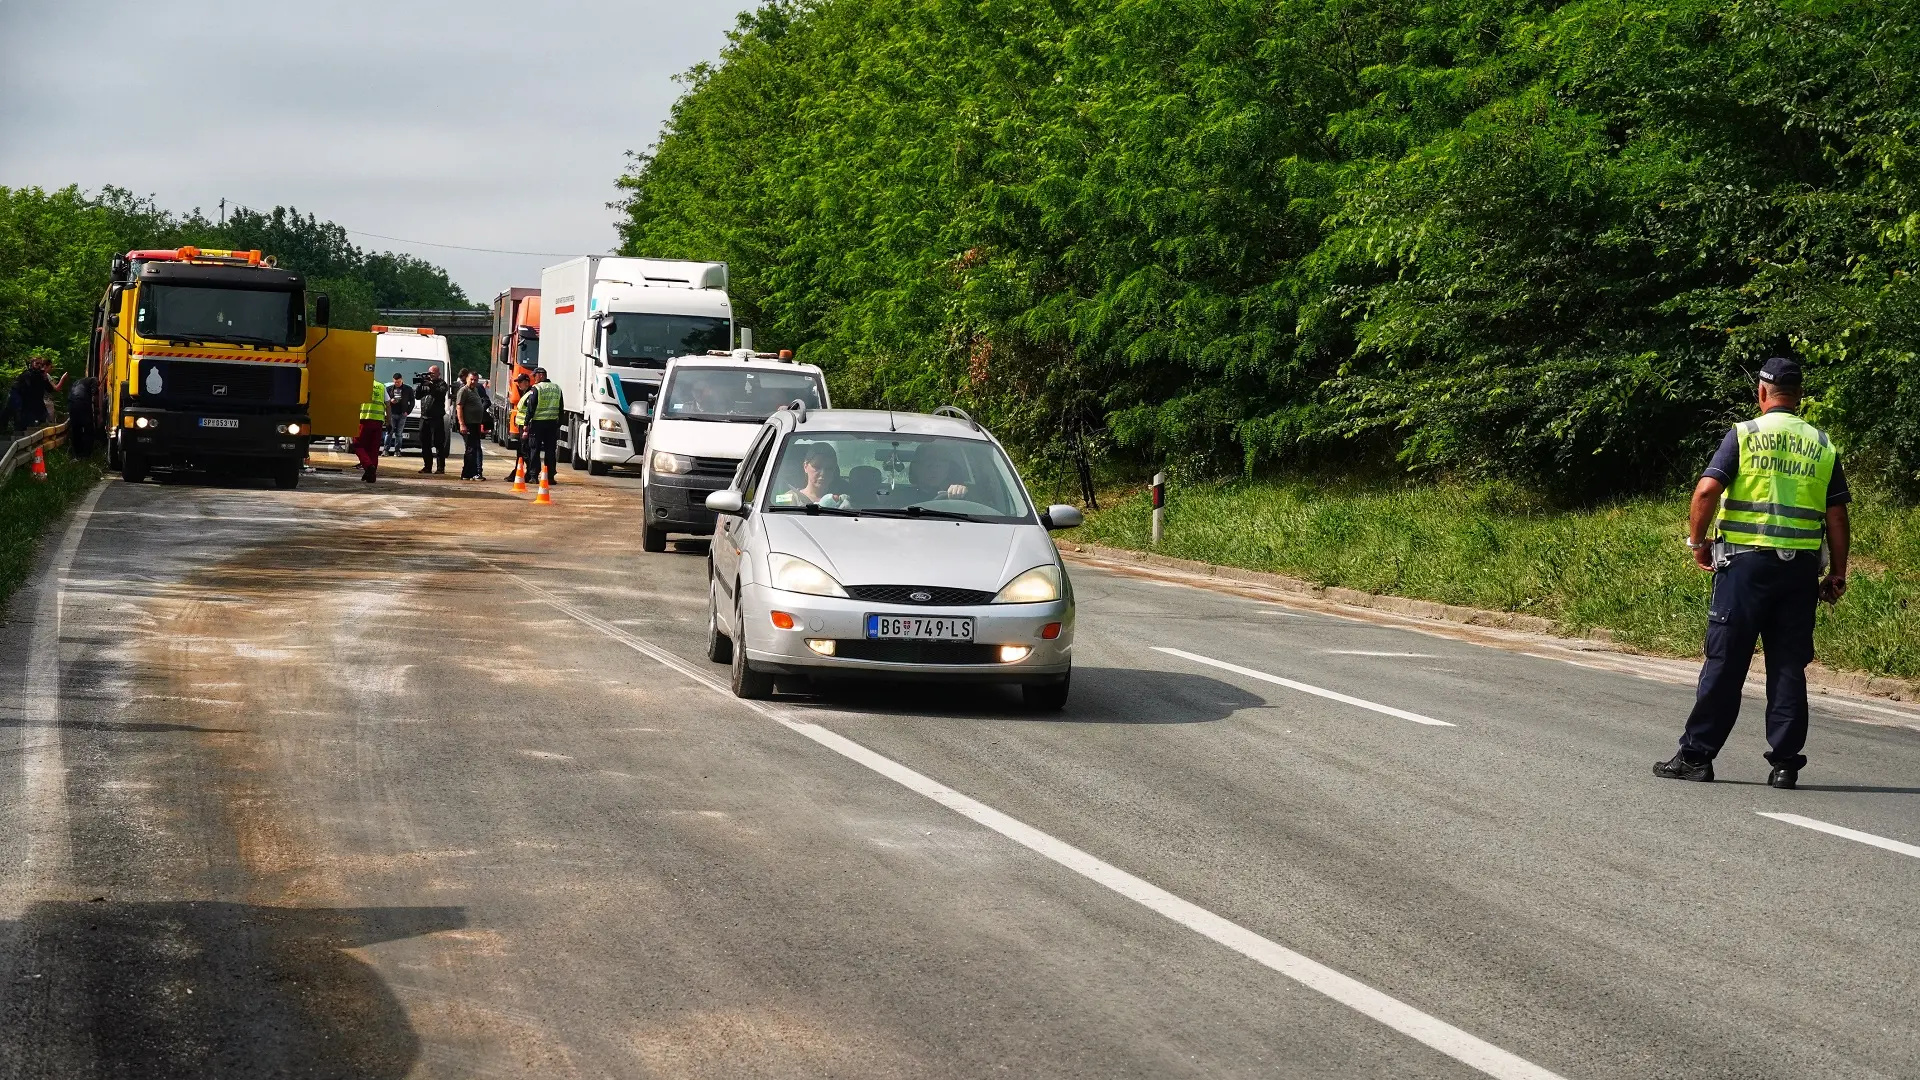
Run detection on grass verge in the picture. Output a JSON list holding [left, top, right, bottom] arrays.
[[0, 445, 103, 614], [1061, 479, 1919, 680]]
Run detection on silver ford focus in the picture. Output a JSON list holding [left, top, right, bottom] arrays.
[[703, 406, 1081, 709]]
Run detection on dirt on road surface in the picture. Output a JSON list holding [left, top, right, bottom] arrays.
[[3, 453, 1917, 1079]]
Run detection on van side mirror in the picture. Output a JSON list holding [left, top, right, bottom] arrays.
[[705, 489, 744, 515], [1041, 504, 1083, 530], [314, 294, 331, 327]]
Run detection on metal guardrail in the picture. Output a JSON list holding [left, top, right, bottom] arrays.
[[0, 420, 69, 483]]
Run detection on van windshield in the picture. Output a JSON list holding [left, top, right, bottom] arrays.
[[661, 367, 824, 423], [604, 314, 730, 369], [136, 285, 304, 346]]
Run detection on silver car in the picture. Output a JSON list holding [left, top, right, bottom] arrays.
[[703, 406, 1082, 709]]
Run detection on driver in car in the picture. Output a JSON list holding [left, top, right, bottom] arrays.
[[910, 444, 970, 499], [774, 444, 850, 508]]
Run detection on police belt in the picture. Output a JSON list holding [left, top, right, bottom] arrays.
[[1712, 538, 1820, 569]]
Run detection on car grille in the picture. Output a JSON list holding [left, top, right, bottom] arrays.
[[834, 641, 1003, 664], [844, 585, 997, 605], [690, 456, 740, 479]]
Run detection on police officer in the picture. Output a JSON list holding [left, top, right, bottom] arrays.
[[1656, 357, 1851, 788], [505, 373, 534, 481], [523, 367, 565, 485]]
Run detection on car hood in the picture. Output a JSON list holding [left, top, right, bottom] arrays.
[[646, 417, 760, 460], [761, 514, 1056, 592]]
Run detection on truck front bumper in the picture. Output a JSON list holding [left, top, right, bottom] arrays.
[[121, 409, 310, 463]]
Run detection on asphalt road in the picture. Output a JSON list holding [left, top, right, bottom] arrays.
[[2, 448, 1916, 1079]]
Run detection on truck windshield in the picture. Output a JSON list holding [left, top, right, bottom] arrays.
[[135, 285, 303, 346], [517, 336, 539, 369], [603, 314, 729, 369], [661, 367, 824, 422]]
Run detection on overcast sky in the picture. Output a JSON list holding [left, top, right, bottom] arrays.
[[0, 0, 751, 301]]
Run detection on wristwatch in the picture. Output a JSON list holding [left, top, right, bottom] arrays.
[[1685, 537, 1710, 551]]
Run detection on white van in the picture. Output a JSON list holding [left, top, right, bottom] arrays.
[[640, 351, 828, 551], [371, 326, 452, 449]]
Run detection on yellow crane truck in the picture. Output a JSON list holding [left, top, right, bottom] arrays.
[[90, 246, 374, 488]]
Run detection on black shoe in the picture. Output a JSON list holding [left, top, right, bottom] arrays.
[[1767, 766, 1799, 790], [362, 469, 376, 483], [419, 467, 432, 473], [1654, 753, 1714, 782]]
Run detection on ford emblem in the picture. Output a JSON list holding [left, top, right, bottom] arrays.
[[909, 591, 933, 602]]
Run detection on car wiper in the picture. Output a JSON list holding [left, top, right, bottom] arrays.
[[770, 502, 863, 517], [862, 506, 977, 521], [160, 336, 207, 346], [217, 335, 288, 348]]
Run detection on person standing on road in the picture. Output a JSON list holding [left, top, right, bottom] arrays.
[[1657, 357, 1851, 789], [383, 373, 413, 457], [505, 373, 533, 481], [416, 366, 452, 474], [523, 367, 564, 486], [353, 377, 387, 482], [456, 371, 489, 481]]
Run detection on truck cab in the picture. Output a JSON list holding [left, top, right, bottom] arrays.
[[94, 247, 337, 488], [639, 351, 829, 552], [488, 289, 539, 445]]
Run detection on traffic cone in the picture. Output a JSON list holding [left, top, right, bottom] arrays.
[[512, 459, 527, 493], [29, 446, 48, 481], [532, 474, 552, 505]]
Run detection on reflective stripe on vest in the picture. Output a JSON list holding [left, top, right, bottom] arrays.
[[1715, 412, 1835, 550], [531, 382, 563, 421], [359, 380, 387, 421]]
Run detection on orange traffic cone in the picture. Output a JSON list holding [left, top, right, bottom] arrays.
[[512, 459, 527, 493], [29, 446, 48, 481], [532, 474, 552, 505]]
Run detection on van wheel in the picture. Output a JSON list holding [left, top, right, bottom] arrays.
[[642, 525, 668, 553], [1022, 671, 1070, 712], [730, 597, 774, 700], [121, 450, 147, 484]]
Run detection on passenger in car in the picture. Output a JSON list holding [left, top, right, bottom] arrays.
[[774, 443, 849, 507]]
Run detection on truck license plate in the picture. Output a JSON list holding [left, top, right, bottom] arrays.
[[866, 615, 974, 641], [198, 418, 240, 429]]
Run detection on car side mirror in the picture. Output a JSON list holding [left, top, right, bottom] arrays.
[[706, 489, 744, 515], [1041, 504, 1083, 531], [314, 294, 331, 327]]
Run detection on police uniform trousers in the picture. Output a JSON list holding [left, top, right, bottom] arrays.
[[1680, 548, 1820, 769], [525, 419, 561, 483]]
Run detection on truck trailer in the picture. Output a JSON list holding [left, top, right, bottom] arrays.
[[537, 256, 733, 475], [90, 247, 372, 488]]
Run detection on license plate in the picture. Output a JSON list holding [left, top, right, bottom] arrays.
[[866, 614, 975, 641], [198, 418, 239, 429]]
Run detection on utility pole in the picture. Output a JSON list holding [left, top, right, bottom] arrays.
[[219, 198, 226, 225]]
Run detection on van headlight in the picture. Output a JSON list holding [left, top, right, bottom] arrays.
[[993, 565, 1062, 604], [652, 450, 693, 474], [767, 553, 848, 598]]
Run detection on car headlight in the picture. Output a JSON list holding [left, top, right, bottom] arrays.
[[993, 564, 1062, 604], [767, 553, 848, 598], [652, 450, 693, 474], [597, 417, 623, 432]]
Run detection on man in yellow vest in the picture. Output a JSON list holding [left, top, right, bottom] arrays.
[[523, 367, 565, 486], [353, 378, 387, 483], [1657, 357, 1851, 788]]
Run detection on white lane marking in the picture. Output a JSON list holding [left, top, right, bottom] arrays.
[[1810, 696, 1920, 723], [1756, 813, 1920, 860], [4, 483, 106, 919], [1155, 647, 1455, 727], [1326, 650, 1440, 658], [491, 567, 1554, 1079]]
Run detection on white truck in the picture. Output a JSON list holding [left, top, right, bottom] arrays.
[[640, 351, 830, 551], [371, 325, 453, 451], [537, 256, 735, 475]]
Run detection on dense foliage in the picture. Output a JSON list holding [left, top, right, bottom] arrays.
[[617, 0, 1920, 501], [0, 186, 482, 387]]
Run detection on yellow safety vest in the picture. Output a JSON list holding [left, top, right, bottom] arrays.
[[359, 380, 386, 422], [1715, 410, 1836, 550]]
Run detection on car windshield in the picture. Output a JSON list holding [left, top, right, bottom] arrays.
[[662, 367, 824, 423], [135, 285, 303, 346], [764, 432, 1033, 523], [603, 314, 730, 369]]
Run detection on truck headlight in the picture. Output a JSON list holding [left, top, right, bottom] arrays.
[[651, 451, 693, 475], [993, 565, 1062, 604], [596, 417, 623, 432], [767, 553, 848, 598]]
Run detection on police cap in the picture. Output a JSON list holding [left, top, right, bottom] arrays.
[[1758, 356, 1803, 389], [534, 367, 548, 376]]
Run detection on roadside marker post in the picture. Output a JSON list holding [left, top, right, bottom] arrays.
[[1151, 471, 1166, 546]]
